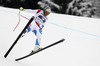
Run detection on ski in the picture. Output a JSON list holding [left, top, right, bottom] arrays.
[[15, 38, 65, 61], [4, 16, 34, 58]]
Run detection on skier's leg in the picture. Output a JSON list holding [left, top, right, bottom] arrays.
[[35, 29, 42, 46], [28, 21, 42, 52], [21, 18, 35, 37], [21, 25, 31, 37], [33, 28, 42, 51]]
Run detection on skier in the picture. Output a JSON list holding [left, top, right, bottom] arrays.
[[20, 6, 51, 53]]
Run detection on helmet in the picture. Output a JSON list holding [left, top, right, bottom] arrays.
[[44, 6, 51, 16]]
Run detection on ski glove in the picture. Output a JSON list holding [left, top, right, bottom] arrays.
[[20, 7, 25, 11]]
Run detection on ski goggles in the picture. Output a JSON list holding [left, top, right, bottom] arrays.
[[45, 11, 50, 15]]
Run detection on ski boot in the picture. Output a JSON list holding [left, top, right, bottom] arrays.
[[30, 45, 42, 54]]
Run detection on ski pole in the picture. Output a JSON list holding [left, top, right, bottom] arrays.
[[13, 10, 21, 32]]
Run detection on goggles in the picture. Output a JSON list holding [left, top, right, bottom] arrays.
[[45, 11, 50, 15]]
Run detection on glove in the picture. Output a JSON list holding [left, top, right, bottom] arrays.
[[20, 7, 25, 11]]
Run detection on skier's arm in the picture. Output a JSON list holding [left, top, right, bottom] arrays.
[[20, 7, 38, 14], [25, 9, 38, 14]]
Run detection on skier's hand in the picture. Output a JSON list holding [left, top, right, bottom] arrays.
[[20, 7, 25, 11]]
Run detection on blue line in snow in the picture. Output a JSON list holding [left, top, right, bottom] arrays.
[[49, 22, 100, 38], [0, 9, 17, 15]]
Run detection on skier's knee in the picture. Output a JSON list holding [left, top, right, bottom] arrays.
[[33, 30, 37, 35], [39, 29, 42, 34]]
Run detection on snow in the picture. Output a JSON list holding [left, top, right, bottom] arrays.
[[0, 7, 100, 66]]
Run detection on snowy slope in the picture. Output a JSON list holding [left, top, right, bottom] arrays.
[[0, 7, 100, 66]]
